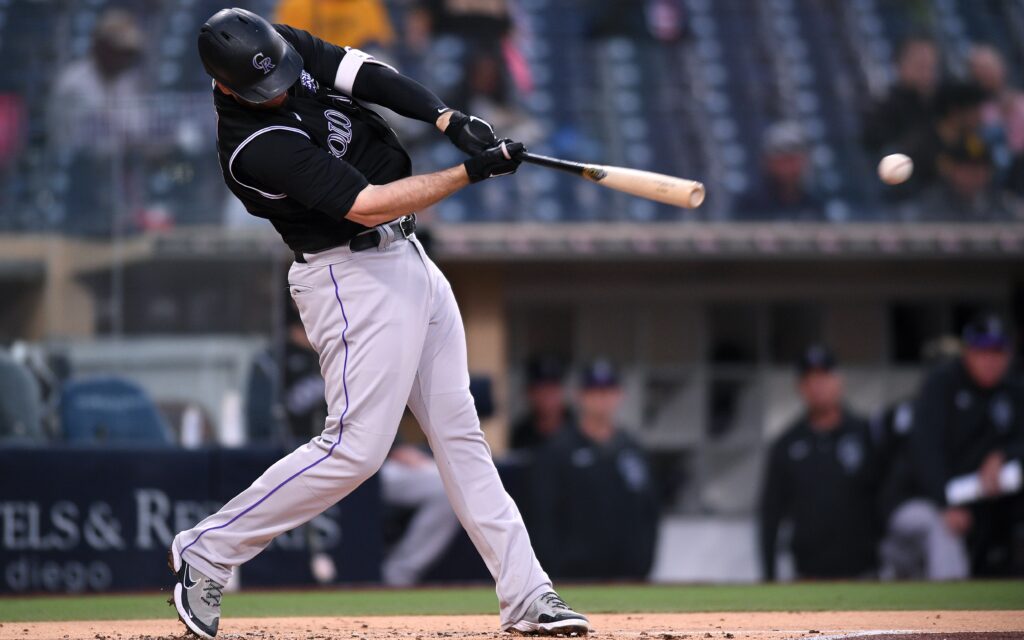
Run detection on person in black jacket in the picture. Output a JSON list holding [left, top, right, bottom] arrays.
[[874, 396, 970, 580], [906, 313, 1024, 576], [759, 345, 880, 581], [528, 359, 659, 580], [863, 37, 940, 161]]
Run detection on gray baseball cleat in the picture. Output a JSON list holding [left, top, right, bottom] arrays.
[[168, 547, 223, 638], [508, 591, 591, 636]]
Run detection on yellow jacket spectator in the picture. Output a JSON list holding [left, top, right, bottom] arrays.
[[274, 0, 394, 50]]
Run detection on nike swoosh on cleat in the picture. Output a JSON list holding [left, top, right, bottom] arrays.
[[183, 567, 199, 589]]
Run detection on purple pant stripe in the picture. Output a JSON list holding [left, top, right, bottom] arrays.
[[180, 265, 353, 561]]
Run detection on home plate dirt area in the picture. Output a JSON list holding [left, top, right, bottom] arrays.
[[2, 611, 1022, 640]]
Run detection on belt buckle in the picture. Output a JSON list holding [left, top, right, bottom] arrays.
[[398, 214, 416, 239]]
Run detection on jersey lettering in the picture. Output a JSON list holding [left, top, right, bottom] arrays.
[[324, 109, 353, 158]]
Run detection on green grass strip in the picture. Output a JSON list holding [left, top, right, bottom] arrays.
[[0, 582, 1021, 623]]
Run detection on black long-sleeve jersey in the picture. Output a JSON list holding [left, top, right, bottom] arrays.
[[909, 359, 1024, 507], [214, 25, 447, 253], [528, 427, 659, 580], [759, 410, 880, 581]]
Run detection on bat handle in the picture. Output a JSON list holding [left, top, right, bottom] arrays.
[[517, 151, 589, 177]]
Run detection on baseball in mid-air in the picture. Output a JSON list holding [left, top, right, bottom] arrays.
[[878, 153, 914, 185]]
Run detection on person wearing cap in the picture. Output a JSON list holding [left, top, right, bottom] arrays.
[[735, 121, 824, 220], [527, 359, 659, 580], [759, 345, 881, 581], [49, 8, 147, 155], [907, 312, 1024, 576], [510, 354, 576, 453]]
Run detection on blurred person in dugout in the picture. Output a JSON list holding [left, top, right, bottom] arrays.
[[759, 345, 881, 581], [527, 359, 659, 580], [48, 8, 147, 232], [509, 354, 576, 453], [278, 303, 461, 586], [735, 121, 823, 220], [889, 313, 1024, 578]]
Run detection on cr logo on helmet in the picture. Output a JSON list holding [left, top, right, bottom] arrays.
[[252, 53, 275, 74]]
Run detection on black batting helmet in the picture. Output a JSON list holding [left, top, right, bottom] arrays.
[[197, 8, 302, 104]]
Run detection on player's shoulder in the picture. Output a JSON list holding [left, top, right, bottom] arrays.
[[272, 22, 301, 43], [764, 423, 807, 469]]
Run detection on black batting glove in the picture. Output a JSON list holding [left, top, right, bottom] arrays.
[[464, 139, 525, 183], [444, 110, 498, 156]]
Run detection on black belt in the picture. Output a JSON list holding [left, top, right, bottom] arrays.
[[294, 215, 416, 264]]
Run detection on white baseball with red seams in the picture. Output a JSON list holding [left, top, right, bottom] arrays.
[[878, 153, 914, 185], [171, 235, 553, 629]]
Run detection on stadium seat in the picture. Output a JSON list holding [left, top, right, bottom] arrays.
[[0, 351, 45, 444], [59, 376, 175, 446]]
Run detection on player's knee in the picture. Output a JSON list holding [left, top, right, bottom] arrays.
[[352, 448, 391, 482]]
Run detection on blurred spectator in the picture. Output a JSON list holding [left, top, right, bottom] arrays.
[[48, 9, 146, 155], [917, 131, 1006, 220], [893, 82, 990, 207], [274, 0, 395, 52], [406, 0, 521, 115], [0, 95, 24, 190], [455, 48, 544, 147], [47, 9, 148, 233], [276, 304, 459, 585], [736, 122, 823, 220], [528, 359, 659, 580], [759, 345, 880, 581], [510, 354, 575, 452], [863, 37, 940, 159], [969, 45, 1024, 159], [906, 313, 1024, 577]]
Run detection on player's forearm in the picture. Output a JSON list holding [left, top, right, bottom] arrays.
[[346, 166, 469, 227]]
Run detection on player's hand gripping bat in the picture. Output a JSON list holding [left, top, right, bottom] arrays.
[[515, 150, 705, 209]]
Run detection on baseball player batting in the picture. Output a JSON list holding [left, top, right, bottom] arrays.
[[169, 8, 590, 639]]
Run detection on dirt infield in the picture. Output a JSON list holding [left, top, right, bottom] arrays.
[[1, 611, 1021, 640]]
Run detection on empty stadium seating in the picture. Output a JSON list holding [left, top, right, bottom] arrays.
[[59, 376, 174, 445]]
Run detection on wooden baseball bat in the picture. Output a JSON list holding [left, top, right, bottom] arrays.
[[518, 151, 705, 209]]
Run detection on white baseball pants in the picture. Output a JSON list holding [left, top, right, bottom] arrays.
[[880, 498, 969, 581], [173, 235, 551, 626]]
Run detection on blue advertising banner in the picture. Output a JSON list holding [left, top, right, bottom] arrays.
[[0, 447, 382, 594]]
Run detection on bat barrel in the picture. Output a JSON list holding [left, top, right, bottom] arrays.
[[518, 151, 705, 209]]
